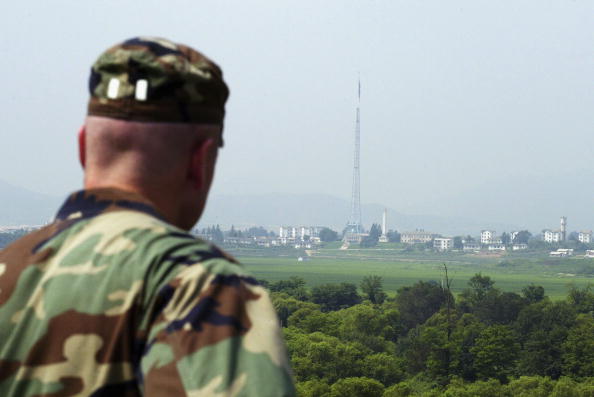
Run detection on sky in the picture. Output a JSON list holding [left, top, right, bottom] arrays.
[[1, 0, 592, 230]]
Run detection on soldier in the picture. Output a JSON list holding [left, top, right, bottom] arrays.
[[0, 37, 296, 396]]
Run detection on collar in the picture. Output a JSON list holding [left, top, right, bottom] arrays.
[[31, 188, 166, 254], [55, 188, 165, 223]]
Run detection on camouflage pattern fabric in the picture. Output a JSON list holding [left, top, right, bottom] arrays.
[[0, 188, 295, 396], [87, 37, 229, 143]]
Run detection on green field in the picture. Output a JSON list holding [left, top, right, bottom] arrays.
[[235, 247, 594, 300]]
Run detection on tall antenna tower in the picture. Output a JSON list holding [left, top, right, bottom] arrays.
[[346, 78, 363, 235]]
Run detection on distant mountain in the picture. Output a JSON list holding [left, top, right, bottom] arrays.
[[200, 193, 518, 236], [0, 180, 60, 225], [4, 171, 588, 236], [411, 170, 594, 232]]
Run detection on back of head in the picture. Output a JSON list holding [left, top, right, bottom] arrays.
[[82, 37, 230, 227], [83, 117, 220, 188]]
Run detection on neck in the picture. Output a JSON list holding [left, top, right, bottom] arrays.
[[84, 179, 183, 228]]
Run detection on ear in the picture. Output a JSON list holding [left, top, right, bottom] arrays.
[[78, 126, 86, 168], [188, 138, 217, 190]]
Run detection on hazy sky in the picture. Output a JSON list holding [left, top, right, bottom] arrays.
[[1, 1, 592, 228]]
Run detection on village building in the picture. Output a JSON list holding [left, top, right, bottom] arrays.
[[543, 229, 562, 243], [578, 231, 592, 244], [433, 238, 453, 251], [512, 243, 528, 251], [488, 243, 506, 252], [401, 229, 436, 244], [278, 226, 324, 245], [463, 242, 481, 252], [550, 248, 574, 257], [480, 230, 498, 244]]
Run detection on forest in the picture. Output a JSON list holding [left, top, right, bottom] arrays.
[[261, 272, 594, 396]]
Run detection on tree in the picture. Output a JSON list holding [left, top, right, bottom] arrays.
[[471, 325, 519, 382], [444, 378, 507, 396], [336, 304, 399, 352], [369, 223, 382, 240], [501, 232, 510, 245], [522, 284, 546, 304], [471, 291, 526, 325], [319, 227, 339, 242], [296, 379, 330, 397], [206, 224, 224, 243], [387, 230, 401, 243], [562, 314, 594, 377], [549, 377, 581, 397], [246, 226, 269, 237], [449, 314, 486, 381], [288, 306, 336, 334], [403, 313, 451, 382], [567, 284, 594, 314], [453, 236, 463, 250], [360, 275, 387, 304], [383, 378, 438, 397], [514, 230, 532, 244], [360, 353, 405, 386], [271, 293, 317, 327], [458, 273, 526, 324], [528, 239, 548, 250], [329, 377, 385, 397], [383, 383, 411, 397], [396, 281, 449, 333], [228, 225, 238, 237], [360, 237, 377, 248], [268, 276, 309, 300], [459, 273, 497, 314], [466, 273, 495, 302], [284, 328, 370, 383], [312, 283, 362, 312], [515, 301, 576, 378], [505, 376, 554, 397], [360, 224, 382, 248]]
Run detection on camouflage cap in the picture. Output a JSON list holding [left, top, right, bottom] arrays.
[[87, 37, 229, 139]]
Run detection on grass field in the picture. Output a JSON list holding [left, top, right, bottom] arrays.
[[235, 247, 594, 300]]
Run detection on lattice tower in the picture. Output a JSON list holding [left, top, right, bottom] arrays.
[[347, 79, 362, 234]]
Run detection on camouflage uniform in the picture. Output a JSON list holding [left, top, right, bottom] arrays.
[[0, 37, 295, 396], [0, 188, 295, 396]]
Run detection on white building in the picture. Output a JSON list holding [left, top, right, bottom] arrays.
[[512, 243, 528, 251], [480, 230, 497, 244], [343, 232, 367, 244], [550, 248, 574, 257], [433, 238, 453, 251], [543, 229, 562, 243], [578, 231, 592, 244], [278, 226, 324, 244], [401, 230, 436, 244], [223, 236, 256, 245], [488, 244, 506, 251], [463, 242, 481, 252], [279, 226, 298, 240], [585, 250, 594, 258]]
